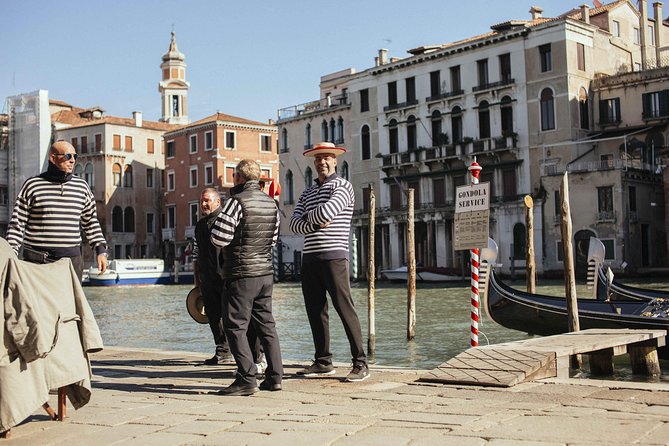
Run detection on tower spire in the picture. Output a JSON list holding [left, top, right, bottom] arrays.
[[158, 31, 190, 124]]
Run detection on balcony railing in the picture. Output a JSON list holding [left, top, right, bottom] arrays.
[[596, 210, 616, 222], [472, 78, 515, 92], [383, 99, 419, 112], [425, 89, 465, 102], [184, 226, 195, 239], [277, 92, 350, 121], [162, 228, 175, 241], [541, 158, 658, 176]]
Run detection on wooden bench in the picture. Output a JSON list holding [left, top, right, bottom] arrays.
[[421, 328, 666, 387]]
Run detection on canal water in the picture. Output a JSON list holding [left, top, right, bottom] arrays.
[[85, 278, 669, 381]]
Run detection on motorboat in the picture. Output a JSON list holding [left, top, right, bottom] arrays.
[[380, 265, 463, 283], [87, 259, 172, 286]]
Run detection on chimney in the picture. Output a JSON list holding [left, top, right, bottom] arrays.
[[529, 6, 544, 20], [133, 111, 142, 127], [654, 2, 663, 62], [268, 118, 275, 126], [374, 56, 379, 67], [639, 0, 649, 68], [378, 49, 388, 66], [581, 4, 590, 23]]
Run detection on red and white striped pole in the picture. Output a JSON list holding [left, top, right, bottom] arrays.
[[468, 158, 482, 347]]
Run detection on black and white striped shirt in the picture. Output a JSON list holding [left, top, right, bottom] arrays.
[[6, 175, 106, 256], [289, 173, 354, 261], [211, 199, 280, 248]]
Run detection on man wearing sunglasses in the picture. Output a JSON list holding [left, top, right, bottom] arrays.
[[6, 140, 108, 279]]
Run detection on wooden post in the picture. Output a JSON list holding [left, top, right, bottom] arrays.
[[629, 345, 661, 375], [368, 187, 376, 354], [560, 172, 581, 369], [524, 195, 536, 294], [407, 188, 416, 341]]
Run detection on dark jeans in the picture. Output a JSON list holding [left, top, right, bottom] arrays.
[[301, 259, 367, 366], [222, 274, 282, 385], [200, 279, 229, 357]]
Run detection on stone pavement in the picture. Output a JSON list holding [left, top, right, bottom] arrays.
[[4, 346, 669, 445]]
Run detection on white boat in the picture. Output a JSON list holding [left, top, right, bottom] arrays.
[[87, 259, 172, 286], [380, 266, 463, 283]]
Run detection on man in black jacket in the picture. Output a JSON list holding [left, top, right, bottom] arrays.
[[193, 188, 230, 365], [211, 160, 283, 396]]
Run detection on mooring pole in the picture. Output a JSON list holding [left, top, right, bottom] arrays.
[[368, 186, 376, 354], [468, 160, 482, 347], [407, 188, 416, 341], [524, 195, 536, 293], [560, 172, 582, 369]]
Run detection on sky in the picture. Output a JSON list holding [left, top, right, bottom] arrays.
[[3, 0, 596, 124]]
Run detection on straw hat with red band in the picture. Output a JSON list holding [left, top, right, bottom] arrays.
[[303, 142, 346, 157]]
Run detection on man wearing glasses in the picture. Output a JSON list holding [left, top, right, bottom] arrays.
[[6, 140, 108, 279]]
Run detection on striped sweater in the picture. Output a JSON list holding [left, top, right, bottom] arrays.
[[289, 173, 354, 262], [6, 175, 107, 257]]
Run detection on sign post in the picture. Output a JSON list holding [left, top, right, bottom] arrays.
[[454, 159, 489, 347]]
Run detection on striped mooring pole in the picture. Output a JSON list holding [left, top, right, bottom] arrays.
[[468, 159, 482, 347]]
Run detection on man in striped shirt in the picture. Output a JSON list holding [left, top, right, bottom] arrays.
[[210, 159, 283, 396], [6, 140, 108, 279], [289, 142, 369, 382]]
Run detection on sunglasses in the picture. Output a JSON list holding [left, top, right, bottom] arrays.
[[54, 153, 78, 161]]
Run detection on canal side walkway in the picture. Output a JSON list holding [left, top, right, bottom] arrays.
[[4, 346, 669, 446]]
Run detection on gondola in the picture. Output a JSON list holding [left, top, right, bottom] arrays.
[[595, 266, 669, 301], [478, 239, 669, 359]]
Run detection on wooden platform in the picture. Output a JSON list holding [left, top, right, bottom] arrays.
[[420, 329, 666, 387]]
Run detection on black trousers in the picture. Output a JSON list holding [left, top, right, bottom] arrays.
[[222, 274, 282, 385], [200, 279, 229, 357], [301, 259, 366, 366]]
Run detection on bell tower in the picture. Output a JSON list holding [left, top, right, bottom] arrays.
[[159, 32, 190, 124]]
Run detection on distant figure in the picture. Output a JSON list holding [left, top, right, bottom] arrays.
[[6, 140, 107, 279], [193, 188, 231, 365], [289, 142, 369, 382], [211, 159, 283, 396]]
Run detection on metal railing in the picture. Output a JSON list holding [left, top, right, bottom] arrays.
[[541, 158, 657, 176], [278, 93, 350, 121], [383, 99, 419, 112]]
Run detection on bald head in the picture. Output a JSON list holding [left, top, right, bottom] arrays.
[[49, 140, 78, 174]]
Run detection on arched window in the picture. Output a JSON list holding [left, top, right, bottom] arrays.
[[112, 163, 122, 186], [84, 163, 94, 189], [305, 123, 312, 147], [74, 164, 83, 177], [341, 161, 349, 180], [112, 206, 123, 232], [406, 115, 417, 150], [361, 125, 371, 160], [513, 223, 526, 260], [389, 119, 399, 153], [123, 164, 133, 188], [281, 128, 288, 152], [321, 120, 328, 142], [337, 116, 344, 143], [431, 110, 443, 146], [305, 167, 313, 188], [124, 207, 135, 233], [540, 88, 555, 131], [451, 106, 463, 143], [329, 118, 336, 143], [579, 88, 589, 130], [478, 101, 490, 139], [500, 95, 514, 135], [285, 169, 294, 204]]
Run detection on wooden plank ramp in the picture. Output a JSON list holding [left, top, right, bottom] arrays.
[[420, 328, 666, 387]]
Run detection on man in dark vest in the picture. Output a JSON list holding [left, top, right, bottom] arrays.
[[211, 159, 283, 396]]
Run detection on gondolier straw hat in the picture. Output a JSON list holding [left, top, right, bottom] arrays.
[[303, 141, 346, 157], [186, 287, 208, 324]]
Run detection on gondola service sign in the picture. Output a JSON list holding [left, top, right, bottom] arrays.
[[454, 182, 490, 251]]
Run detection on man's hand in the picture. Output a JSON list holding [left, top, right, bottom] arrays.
[[97, 253, 108, 273]]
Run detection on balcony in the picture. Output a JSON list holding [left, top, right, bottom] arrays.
[[184, 226, 195, 239], [162, 228, 176, 241], [596, 210, 616, 223], [425, 89, 465, 102], [77, 142, 105, 155], [540, 158, 657, 176], [472, 78, 515, 93], [277, 93, 350, 122], [383, 99, 419, 113]]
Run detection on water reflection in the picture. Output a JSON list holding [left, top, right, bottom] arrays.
[[85, 278, 669, 379]]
